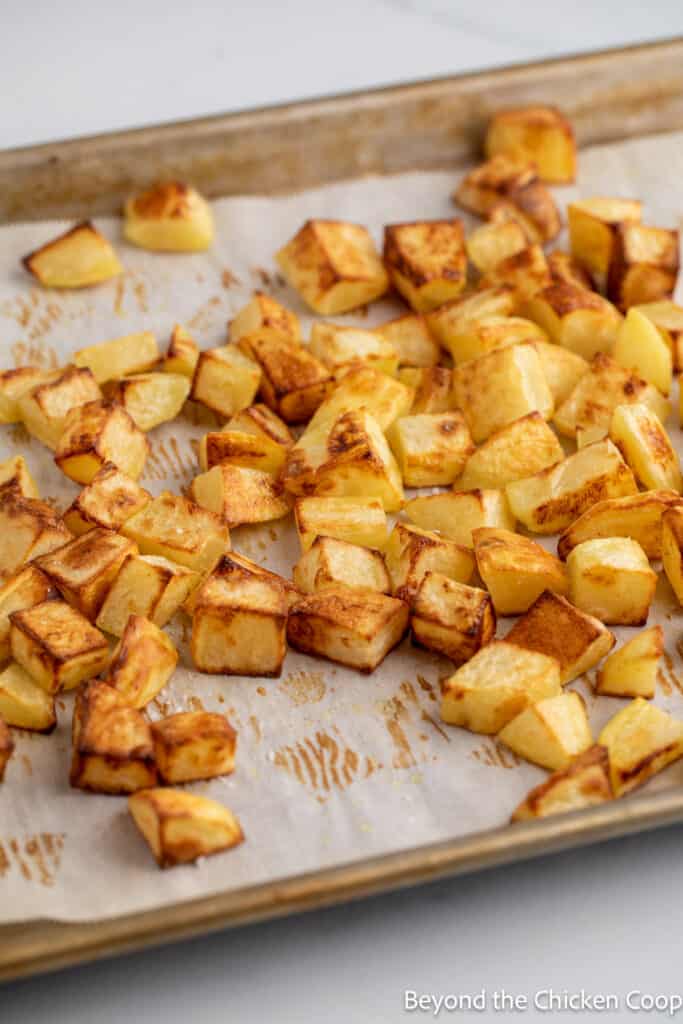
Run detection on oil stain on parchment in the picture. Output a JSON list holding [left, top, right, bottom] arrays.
[[273, 729, 379, 800], [142, 436, 197, 483], [470, 740, 521, 770], [278, 670, 326, 706], [0, 833, 65, 886]]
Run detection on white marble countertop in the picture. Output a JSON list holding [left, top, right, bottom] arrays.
[[4, 2, 683, 1021]]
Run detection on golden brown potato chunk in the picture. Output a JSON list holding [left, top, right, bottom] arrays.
[[106, 615, 178, 708], [547, 250, 596, 292], [276, 219, 388, 314], [480, 245, 552, 302], [293, 536, 391, 595], [596, 626, 663, 700], [425, 285, 517, 350], [524, 282, 622, 361], [152, 711, 237, 784], [74, 332, 160, 385], [163, 325, 200, 378], [185, 552, 298, 616], [661, 506, 683, 605], [613, 308, 672, 396], [190, 463, 291, 527], [294, 496, 388, 553], [405, 488, 514, 548], [411, 571, 495, 664], [19, 365, 102, 450], [387, 411, 474, 487], [0, 566, 53, 661], [499, 692, 593, 772], [568, 197, 642, 285], [307, 365, 413, 434], [10, 600, 110, 694], [0, 490, 71, 577], [0, 662, 56, 733], [124, 181, 214, 251], [558, 490, 682, 561], [567, 538, 657, 626], [0, 455, 39, 498], [105, 373, 190, 432], [384, 522, 475, 604], [0, 715, 14, 782], [0, 367, 55, 425], [70, 682, 157, 794], [309, 323, 398, 377], [610, 403, 682, 493], [458, 412, 563, 491], [454, 157, 561, 242], [97, 553, 199, 637], [35, 528, 137, 621], [375, 314, 440, 367], [239, 328, 332, 424], [473, 527, 568, 615], [485, 106, 576, 183], [23, 221, 122, 288], [607, 223, 679, 311], [383, 219, 467, 312], [287, 585, 409, 673], [122, 491, 229, 574], [230, 291, 300, 343], [633, 300, 683, 373], [506, 590, 614, 685], [55, 399, 149, 484], [599, 698, 683, 797], [190, 345, 261, 420], [129, 788, 244, 868], [64, 462, 152, 536], [398, 367, 453, 414], [511, 745, 612, 822]]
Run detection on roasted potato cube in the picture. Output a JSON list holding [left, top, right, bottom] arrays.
[[55, 400, 149, 484], [230, 291, 300, 343], [506, 590, 614, 685], [192, 566, 288, 676], [283, 411, 403, 511], [0, 491, 71, 576], [307, 365, 413, 434], [458, 412, 563, 491], [123, 181, 214, 251], [455, 158, 560, 243], [239, 329, 331, 424], [607, 223, 679, 311], [74, 332, 159, 384], [375, 314, 440, 367], [152, 711, 237, 784], [480, 245, 551, 301], [548, 250, 596, 292], [71, 682, 156, 794], [576, 425, 608, 449], [634, 300, 683, 373], [309, 323, 398, 377], [384, 522, 475, 603], [662, 506, 683, 605], [10, 600, 109, 693], [452, 342, 553, 443], [18, 365, 102, 449], [599, 698, 683, 797], [0, 455, 39, 498], [525, 283, 622, 361], [499, 692, 592, 772], [106, 615, 178, 708], [387, 411, 474, 486], [185, 551, 298, 617], [554, 353, 670, 439], [383, 219, 467, 312], [228, 403, 293, 447], [486, 199, 537, 240], [567, 538, 657, 626], [23, 221, 122, 288], [411, 572, 495, 664], [465, 220, 528, 274], [199, 403, 293, 475], [190, 345, 261, 419], [485, 106, 576, 183], [613, 307, 672, 395], [558, 490, 682, 561], [129, 788, 243, 868], [398, 367, 452, 414], [190, 463, 291, 527], [35, 528, 137, 621], [0, 662, 56, 733], [163, 325, 199, 378], [442, 315, 546, 366], [276, 219, 388, 315], [294, 496, 388, 553], [97, 554, 199, 637], [610, 403, 682, 492], [473, 527, 568, 615], [568, 197, 642, 285], [293, 536, 390, 594], [529, 340, 588, 407], [425, 285, 517, 350], [64, 463, 151, 536], [287, 584, 408, 673], [511, 745, 612, 821], [0, 367, 54, 425], [506, 439, 637, 535], [596, 626, 663, 700], [106, 373, 190, 431], [405, 489, 514, 548], [441, 640, 561, 734], [0, 716, 13, 782], [122, 491, 229, 574], [0, 566, 52, 661]]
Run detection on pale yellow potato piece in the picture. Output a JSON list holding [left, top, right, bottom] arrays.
[[19, 366, 102, 449], [383, 219, 466, 312], [387, 411, 474, 486], [661, 506, 683, 605], [511, 745, 612, 821], [307, 365, 413, 434], [71, 682, 156, 794], [596, 626, 663, 699], [567, 538, 657, 626], [458, 412, 563, 491], [198, 429, 288, 476], [473, 527, 568, 615], [485, 106, 576, 183], [190, 345, 261, 419], [443, 315, 546, 366], [499, 692, 592, 772], [547, 250, 596, 292], [190, 463, 291, 528], [55, 400, 149, 484], [96, 554, 199, 637], [525, 282, 622, 360], [383, 522, 475, 604], [309, 323, 398, 377], [35, 528, 137, 621], [229, 291, 300, 343], [23, 222, 122, 288], [0, 566, 53, 661], [10, 600, 109, 694], [294, 496, 387, 553], [74, 332, 159, 384], [610, 403, 682, 492], [163, 325, 199, 378], [599, 697, 683, 797], [398, 367, 452, 414], [0, 367, 54, 425], [0, 662, 56, 733], [558, 490, 682, 561], [607, 223, 678, 312], [441, 640, 561, 734], [122, 491, 229, 574], [106, 615, 178, 709], [129, 788, 243, 868], [0, 455, 39, 498], [506, 439, 638, 534], [576, 425, 608, 449], [633, 300, 683, 372], [411, 571, 495, 664], [152, 712, 237, 785], [452, 342, 553, 443], [466, 219, 528, 273], [293, 536, 390, 595], [529, 341, 588, 406], [425, 286, 517, 350], [613, 308, 672, 395], [63, 463, 151, 536], [124, 182, 214, 252], [0, 492, 71, 577], [106, 373, 190, 431], [239, 328, 332, 425], [568, 197, 642, 284], [375, 314, 440, 367], [405, 489, 514, 548]]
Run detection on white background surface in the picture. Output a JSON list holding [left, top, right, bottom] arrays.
[[3, 2, 683, 1021]]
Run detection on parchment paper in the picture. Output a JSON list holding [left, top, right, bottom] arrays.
[[1, 129, 683, 925]]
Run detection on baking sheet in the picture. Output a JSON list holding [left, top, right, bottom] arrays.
[[1, 129, 683, 926]]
